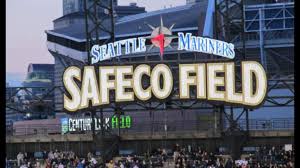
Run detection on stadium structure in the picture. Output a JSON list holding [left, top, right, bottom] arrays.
[[6, 64, 55, 133], [6, 0, 294, 161]]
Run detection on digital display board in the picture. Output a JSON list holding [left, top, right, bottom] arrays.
[[61, 115, 132, 134]]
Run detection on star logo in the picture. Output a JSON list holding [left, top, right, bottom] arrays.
[[144, 17, 177, 59]]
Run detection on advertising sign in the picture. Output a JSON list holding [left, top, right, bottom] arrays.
[[90, 31, 235, 63], [61, 115, 132, 134], [63, 62, 267, 112]]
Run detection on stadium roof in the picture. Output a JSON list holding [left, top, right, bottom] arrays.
[[46, 2, 208, 42], [27, 64, 54, 73], [53, 5, 146, 23], [53, 12, 84, 22]]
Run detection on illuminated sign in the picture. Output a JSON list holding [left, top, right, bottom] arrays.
[[61, 118, 69, 135], [90, 18, 235, 63], [90, 37, 146, 64], [111, 115, 132, 129], [61, 115, 132, 134], [63, 62, 267, 112], [177, 33, 235, 59], [90, 32, 235, 63]]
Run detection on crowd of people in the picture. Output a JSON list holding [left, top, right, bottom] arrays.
[[170, 144, 294, 168], [248, 146, 295, 168], [106, 154, 163, 168], [11, 150, 103, 168], [173, 145, 226, 167], [7, 144, 294, 168]]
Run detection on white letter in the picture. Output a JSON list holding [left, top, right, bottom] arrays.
[[133, 64, 152, 101], [179, 64, 197, 99], [99, 67, 115, 105], [242, 61, 267, 106], [197, 64, 207, 99], [207, 63, 225, 101], [178, 32, 191, 50], [91, 45, 100, 64], [80, 66, 100, 109], [225, 63, 243, 103], [63, 66, 81, 112], [116, 66, 134, 102], [151, 64, 173, 99]]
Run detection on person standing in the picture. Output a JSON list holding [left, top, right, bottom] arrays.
[[46, 159, 51, 168], [225, 158, 233, 168], [76, 159, 84, 168], [119, 162, 125, 168], [107, 160, 114, 168], [54, 150, 59, 159], [5, 157, 7, 168], [17, 152, 24, 167], [58, 162, 64, 168], [48, 151, 54, 161], [87, 152, 92, 161]]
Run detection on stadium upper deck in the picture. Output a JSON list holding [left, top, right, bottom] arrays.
[[46, 1, 293, 73], [46, 2, 209, 62]]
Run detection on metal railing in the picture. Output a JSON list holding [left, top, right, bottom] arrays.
[[225, 118, 294, 130], [7, 118, 294, 137], [231, 30, 294, 44]]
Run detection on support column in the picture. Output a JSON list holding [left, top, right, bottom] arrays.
[[246, 109, 249, 133], [259, 8, 267, 71]]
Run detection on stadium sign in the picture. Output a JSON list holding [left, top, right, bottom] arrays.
[[61, 115, 132, 134], [90, 32, 235, 63], [63, 62, 267, 112], [90, 18, 235, 63]]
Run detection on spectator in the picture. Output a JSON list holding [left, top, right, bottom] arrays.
[[107, 160, 114, 168], [87, 152, 92, 161], [20, 162, 28, 168], [54, 150, 59, 159], [45, 159, 51, 168], [48, 151, 54, 160], [17, 152, 24, 167], [35, 159, 40, 168], [11, 145, 294, 168], [119, 161, 125, 168], [90, 156, 97, 167], [58, 162, 64, 168], [225, 158, 233, 168]]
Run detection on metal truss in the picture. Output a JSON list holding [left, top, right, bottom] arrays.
[[5, 75, 294, 160], [215, 0, 247, 61], [83, 0, 117, 161], [83, 0, 115, 63], [243, 2, 294, 72], [6, 75, 294, 118], [6, 87, 56, 115], [244, 2, 294, 33], [214, 0, 294, 159], [214, 0, 250, 159]]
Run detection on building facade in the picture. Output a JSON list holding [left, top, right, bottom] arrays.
[[21, 64, 55, 120], [56, 0, 145, 29], [63, 0, 118, 15], [22, 64, 54, 96]]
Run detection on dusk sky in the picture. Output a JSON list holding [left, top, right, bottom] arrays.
[[6, 0, 185, 85]]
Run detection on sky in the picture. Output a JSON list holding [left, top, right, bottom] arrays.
[[6, 0, 185, 85]]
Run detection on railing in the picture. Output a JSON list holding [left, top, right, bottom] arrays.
[[231, 30, 294, 44], [11, 124, 61, 136], [7, 118, 294, 137], [225, 118, 294, 130]]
